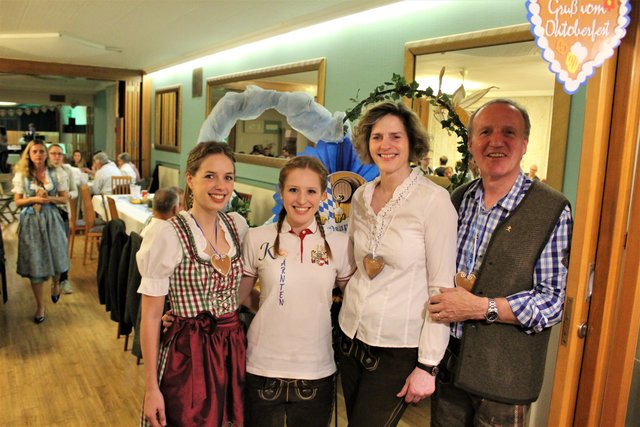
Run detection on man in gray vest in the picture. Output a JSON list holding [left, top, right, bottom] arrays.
[[428, 99, 573, 426]]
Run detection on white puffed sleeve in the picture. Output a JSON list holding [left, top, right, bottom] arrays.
[[136, 220, 184, 296], [53, 167, 69, 193], [11, 172, 25, 194], [241, 227, 259, 278]]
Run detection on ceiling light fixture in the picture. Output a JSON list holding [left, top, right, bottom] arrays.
[[0, 101, 17, 106], [0, 32, 122, 53]]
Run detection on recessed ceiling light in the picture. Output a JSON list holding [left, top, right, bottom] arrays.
[[0, 101, 17, 106]]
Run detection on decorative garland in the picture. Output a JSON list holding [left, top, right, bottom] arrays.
[[343, 73, 478, 189]]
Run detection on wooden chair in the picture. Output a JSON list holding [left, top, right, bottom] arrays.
[[111, 176, 133, 195], [100, 194, 111, 221], [106, 196, 119, 220], [0, 173, 18, 224], [236, 191, 252, 203], [80, 185, 105, 264], [68, 197, 87, 258]]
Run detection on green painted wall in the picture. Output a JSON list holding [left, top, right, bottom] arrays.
[[93, 90, 108, 153], [148, 1, 584, 203]]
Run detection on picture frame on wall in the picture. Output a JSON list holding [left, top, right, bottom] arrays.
[[264, 120, 282, 134]]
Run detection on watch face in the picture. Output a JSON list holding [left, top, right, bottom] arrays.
[[486, 312, 499, 322], [429, 366, 439, 377]]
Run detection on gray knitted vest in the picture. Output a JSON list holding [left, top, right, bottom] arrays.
[[451, 179, 569, 404]]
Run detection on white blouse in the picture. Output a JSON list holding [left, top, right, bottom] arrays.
[[339, 169, 458, 366], [137, 211, 249, 296], [12, 167, 69, 194]]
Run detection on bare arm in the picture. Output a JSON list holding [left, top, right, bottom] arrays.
[[239, 275, 259, 312], [140, 295, 168, 427]]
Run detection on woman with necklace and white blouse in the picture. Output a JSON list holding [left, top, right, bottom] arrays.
[[338, 101, 458, 426]]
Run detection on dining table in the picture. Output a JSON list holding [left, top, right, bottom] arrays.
[[91, 194, 153, 235]]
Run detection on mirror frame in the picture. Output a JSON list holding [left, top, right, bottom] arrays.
[[205, 58, 326, 168], [404, 24, 570, 191]]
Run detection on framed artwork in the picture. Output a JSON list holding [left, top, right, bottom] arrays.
[[264, 120, 282, 134]]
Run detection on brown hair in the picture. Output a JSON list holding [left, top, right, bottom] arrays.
[[184, 141, 235, 210], [353, 101, 430, 164], [273, 156, 332, 259], [15, 140, 54, 177]]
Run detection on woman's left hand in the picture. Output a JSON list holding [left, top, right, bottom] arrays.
[[396, 368, 435, 403]]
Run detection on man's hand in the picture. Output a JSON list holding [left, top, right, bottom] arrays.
[[428, 287, 486, 323], [396, 368, 435, 403], [161, 309, 175, 332]]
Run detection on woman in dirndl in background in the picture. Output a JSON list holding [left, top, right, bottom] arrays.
[[137, 141, 249, 427], [12, 140, 70, 324]]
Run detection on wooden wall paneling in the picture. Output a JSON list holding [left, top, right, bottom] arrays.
[[141, 76, 152, 179], [547, 57, 618, 426]]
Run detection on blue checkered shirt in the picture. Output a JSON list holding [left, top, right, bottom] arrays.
[[453, 172, 573, 338]]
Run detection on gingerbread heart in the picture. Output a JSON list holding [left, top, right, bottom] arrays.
[[527, 0, 631, 94], [363, 254, 385, 280], [454, 271, 476, 292]]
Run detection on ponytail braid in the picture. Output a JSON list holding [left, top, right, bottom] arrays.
[[272, 208, 287, 257], [315, 211, 332, 259]]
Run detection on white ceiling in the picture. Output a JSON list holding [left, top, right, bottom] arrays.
[[0, 0, 396, 96]]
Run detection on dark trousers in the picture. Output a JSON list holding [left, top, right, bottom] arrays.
[[57, 208, 69, 282], [245, 372, 335, 427], [337, 330, 417, 427], [431, 338, 530, 427]]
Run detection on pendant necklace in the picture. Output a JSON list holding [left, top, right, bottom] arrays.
[[190, 212, 231, 276], [454, 206, 486, 291], [363, 170, 420, 280]]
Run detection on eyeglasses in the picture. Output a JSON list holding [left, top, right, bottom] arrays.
[[49, 152, 63, 156]]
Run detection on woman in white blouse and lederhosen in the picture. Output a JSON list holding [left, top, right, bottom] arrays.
[[137, 142, 249, 427], [338, 101, 458, 426]]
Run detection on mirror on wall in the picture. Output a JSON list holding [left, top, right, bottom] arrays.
[[405, 24, 570, 190], [206, 58, 326, 167]]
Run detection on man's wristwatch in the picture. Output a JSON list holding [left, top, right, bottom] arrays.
[[485, 298, 499, 323], [416, 362, 439, 376]]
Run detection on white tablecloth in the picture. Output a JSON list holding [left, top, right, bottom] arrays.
[[92, 194, 152, 235]]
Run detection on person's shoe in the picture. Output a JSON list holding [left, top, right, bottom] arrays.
[[60, 280, 73, 294], [51, 280, 61, 303]]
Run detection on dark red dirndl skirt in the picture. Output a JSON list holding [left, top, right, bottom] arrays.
[[160, 311, 246, 426]]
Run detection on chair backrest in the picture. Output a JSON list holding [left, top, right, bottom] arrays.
[[69, 197, 79, 227], [80, 185, 96, 229], [107, 196, 119, 220], [236, 191, 252, 203], [111, 176, 133, 195]]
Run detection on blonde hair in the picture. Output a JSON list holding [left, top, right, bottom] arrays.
[[15, 140, 53, 177]]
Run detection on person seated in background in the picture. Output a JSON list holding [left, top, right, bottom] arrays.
[[91, 152, 121, 195], [140, 187, 179, 238], [444, 166, 454, 178], [415, 151, 434, 176], [435, 155, 448, 176], [71, 150, 92, 171], [528, 164, 540, 181], [117, 152, 141, 182], [250, 144, 264, 155], [169, 186, 186, 211], [279, 147, 294, 159], [263, 145, 274, 157], [20, 123, 38, 148]]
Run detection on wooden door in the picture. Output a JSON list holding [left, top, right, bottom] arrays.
[[549, 5, 640, 425]]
